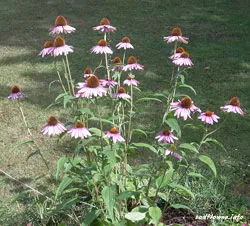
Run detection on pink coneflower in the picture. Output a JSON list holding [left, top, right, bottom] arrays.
[[169, 47, 185, 60], [104, 127, 125, 143], [76, 75, 107, 98], [8, 85, 24, 100], [49, 15, 76, 35], [155, 130, 178, 144], [39, 41, 54, 57], [172, 51, 193, 66], [41, 116, 66, 136], [52, 36, 73, 56], [100, 78, 118, 87], [68, 121, 91, 139], [198, 111, 220, 125], [84, 68, 94, 78], [123, 56, 144, 71], [164, 27, 188, 44], [91, 39, 113, 55], [165, 148, 182, 160], [93, 17, 116, 33], [123, 76, 140, 86], [113, 87, 131, 99], [112, 57, 123, 70], [170, 97, 201, 120], [116, 36, 134, 50], [220, 97, 244, 115]]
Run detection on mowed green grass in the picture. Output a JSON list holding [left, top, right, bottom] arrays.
[[0, 0, 250, 224]]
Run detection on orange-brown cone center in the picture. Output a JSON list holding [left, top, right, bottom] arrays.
[[98, 39, 108, 46], [100, 18, 110, 25], [122, 36, 130, 43], [176, 47, 185, 53], [205, 111, 213, 116], [110, 127, 118, 134], [86, 75, 100, 88], [54, 36, 65, 47], [44, 41, 53, 48], [118, 87, 126, 93], [170, 145, 176, 149], [181, 51, 189, 58], [84, 68, 93, 74], [47, 116, 58, 126], [127, 56, 137, 64], [163, 130, 171, 136], [230, 97, 240, 106], [113, 57, 122, 64], [55, 15, 68, 26], [127, 76, 132, 80], [75, 121, 84, 128], [171, 27, 182, 36], [11, 85, 21, 93], [180, 97, 192, 108]]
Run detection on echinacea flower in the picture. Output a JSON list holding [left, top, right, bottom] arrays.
[[100, 78, 118, 87], [76, 75, 107, 98], [123, 76, 140, 86], [104, 127, 125, 143], [123, 56, 144, 71], [49, 15, 76, 35], [93, 17, 116, 33], [172, 51, 193, 66], [39, 41, 54, 57], [155, 129, 178, 144], [112, 57, 123, 70], [91, 39, 113, 55], [8, 85, 24, 100], [41, 116, 66, 136], [220, 97, 244, 115], [84, 67, 94, 78], [116, 36, 134, 50], [113, 87, 131, 99], [52, 36, 73, 56], [165, 149, 182, 160], [198, 110, 220, 125], [170, 97, 201, 120], [169, 47, 185, 60], [68, 121, 91, 139], [164, 27, 188, 44]]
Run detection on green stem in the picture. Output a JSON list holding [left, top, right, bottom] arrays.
[[54, 61, 67, 93], [65, 55, 75, 96], [62, 58, 71, 95]]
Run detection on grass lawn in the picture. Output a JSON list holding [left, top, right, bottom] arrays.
[[0, 0, 250, 225]]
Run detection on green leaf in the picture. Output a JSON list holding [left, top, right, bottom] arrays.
[[131, 129, 148, 138], [132, 142, 157, 153], [89, 117, 114, 125], [203, 138, 227, 153], [179, 143, 199, 153], [55, 176, 73, 200], [78, 108, 94, 117], [101, 186, 116, 221], [82, 210, 100, 226], [55, 92, 67, 102], [26, 150, 40, 161], [169, 184, 195, 199], [117, 191, 140, 200], [156, 169, 174, 188], [170, 204, 191, 211], [165, 118, 181, 137], [89, 127, 103, 137], [56, 157, 68, 180], [125, 212, 146, 222], [199, 155, 217, 177], [149, 206, 162, 224], [63, 94, 74, 108], [179, 84, 197, 95], [136, 97, 162, 103], [187, 172, 205, 179]]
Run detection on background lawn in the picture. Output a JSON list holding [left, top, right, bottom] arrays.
[[0, 0, 250, 225]]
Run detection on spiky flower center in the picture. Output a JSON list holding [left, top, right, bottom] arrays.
[[205, 111, 213, 116], [180, 97, 192, 108], [11, 85, 21, 93], [171, 27, 182, 36], [86, 75, 99, 88], [118, 87, 126, 93], [75, 121, 84, 128], [84, 68, 93, 74], [44, 41, 53, 48], [54, 36, 65, 47], [181, 51, 189, 58], [127, 56, 137, 64], [230, 97, 240, 106], [122, 36, 130, 43], [47, 116, 58, 126], [98, 39, 108, 47], [176, 47, 184, 53], [127, 76, 132, 80], [100, 17, 110, 25], [55, 15, 68, 26], [163, 130, 171, 136], [170, 145, 176, 149], [110, 127, 118, 134], [113, 57, 122, 64]]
